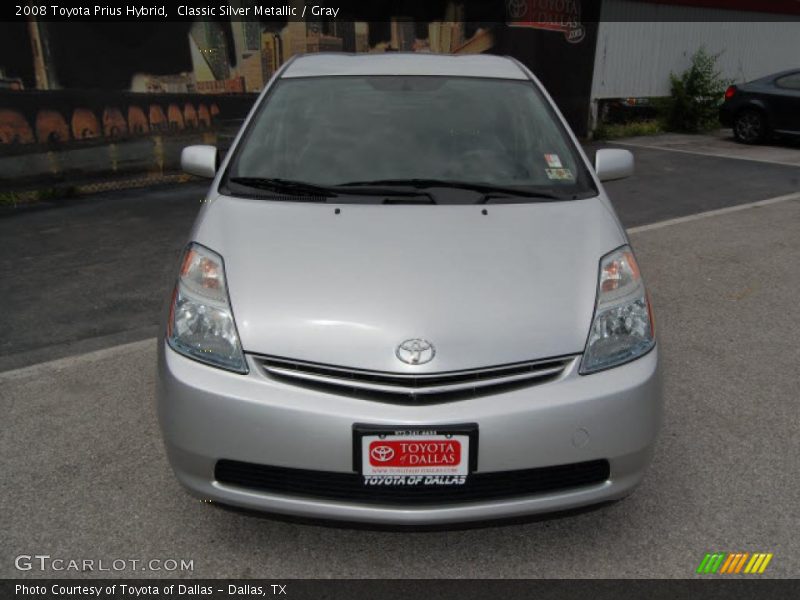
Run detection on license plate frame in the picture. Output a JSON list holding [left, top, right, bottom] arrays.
[[353, 423, 479, 486]]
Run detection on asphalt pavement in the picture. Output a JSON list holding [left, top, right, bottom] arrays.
[[2, 195, 798, 578], [1, 141, 799, 372], [610, 129, 800, 167], [2, 135, 800, 578]]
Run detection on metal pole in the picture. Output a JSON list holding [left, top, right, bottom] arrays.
[[27, 17, 50, 90]]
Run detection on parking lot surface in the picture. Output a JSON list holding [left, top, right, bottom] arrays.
[[2, 141, 799, 372], [3, 195, 798, 578], [2, 138, 799, 578], [611, 130, 800, 168]]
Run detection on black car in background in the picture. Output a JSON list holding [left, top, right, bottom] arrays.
[[720, 69, 800, 144]]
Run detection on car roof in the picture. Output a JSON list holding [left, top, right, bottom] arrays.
[[751, 68, 800, 84], [281, 52, 529, 80]]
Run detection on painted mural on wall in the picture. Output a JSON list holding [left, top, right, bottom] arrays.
[[0, 1, 601, 189], [0, 94, 224, 146]]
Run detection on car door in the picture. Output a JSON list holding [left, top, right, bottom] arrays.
[[770, 72, 800, 133]]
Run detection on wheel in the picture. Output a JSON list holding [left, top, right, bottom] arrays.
[[733, 109, 767, 144]]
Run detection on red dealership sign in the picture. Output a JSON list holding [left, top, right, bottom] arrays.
[[507, 0, 587, 44], [368, 439, 463, 469]]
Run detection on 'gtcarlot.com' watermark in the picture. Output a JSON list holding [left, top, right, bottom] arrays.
[[15, 555, 194, 573]]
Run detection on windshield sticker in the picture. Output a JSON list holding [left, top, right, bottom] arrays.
[[545, 168, 574, 181], [544, 153, 563, 168]]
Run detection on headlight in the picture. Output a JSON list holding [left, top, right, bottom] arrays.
[[167, 243, 247, 373], [580, 245, 655, 374]]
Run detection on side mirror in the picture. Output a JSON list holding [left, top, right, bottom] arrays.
[[595, 149, 634, 182], [181, 145, 218, 178]]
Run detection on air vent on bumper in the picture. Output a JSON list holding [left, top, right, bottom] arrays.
[[215, 459, 611, 505]]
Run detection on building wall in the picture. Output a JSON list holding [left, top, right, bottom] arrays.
[[592, 0, 800, 100]]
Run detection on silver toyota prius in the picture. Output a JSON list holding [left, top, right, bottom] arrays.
[[157, 53, 661, 526]]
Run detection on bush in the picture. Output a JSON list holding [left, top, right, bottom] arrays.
[[594, 119, 664, 141], [666, 47, 732, 133], [0, 186, 77, 207]]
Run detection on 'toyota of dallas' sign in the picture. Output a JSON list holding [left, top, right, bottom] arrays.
[[506, 0, 587, 43]]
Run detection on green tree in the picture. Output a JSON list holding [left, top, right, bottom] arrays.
[[666, 47, 732, 133]]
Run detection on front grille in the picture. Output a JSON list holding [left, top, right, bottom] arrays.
[[215, 459, 610, 505], [255, 355, 574, 403]]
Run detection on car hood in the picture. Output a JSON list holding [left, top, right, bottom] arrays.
[[194, 195, 626, 372]]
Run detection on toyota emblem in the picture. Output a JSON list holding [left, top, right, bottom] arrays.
[[370, 445, 395, 462], [396, 338, 436, 365], [506, 0, 528, 19]]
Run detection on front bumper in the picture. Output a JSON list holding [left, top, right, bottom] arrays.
[[157, 342, 661, 525]]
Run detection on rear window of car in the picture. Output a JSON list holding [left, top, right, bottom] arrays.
[[775, 73, 800, 90], [223, 75, 596, 202]]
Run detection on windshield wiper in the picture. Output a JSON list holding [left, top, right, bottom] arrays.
[[228, 177, 339, 198], [479, 191, 571, 203], [339, 178, 567, 201], [227, 177, 436, 203]]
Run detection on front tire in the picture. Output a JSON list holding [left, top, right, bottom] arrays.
[[733, 109, 767, 144]]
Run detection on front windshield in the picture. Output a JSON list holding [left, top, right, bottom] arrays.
[[225, 75, 596, 201]]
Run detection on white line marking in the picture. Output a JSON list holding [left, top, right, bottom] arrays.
[[0, 338, 156, 382], [627, 191, 800, 234], [610, 141, 800, 168]]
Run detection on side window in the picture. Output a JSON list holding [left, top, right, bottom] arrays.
[[775, 73, 800, 91]]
